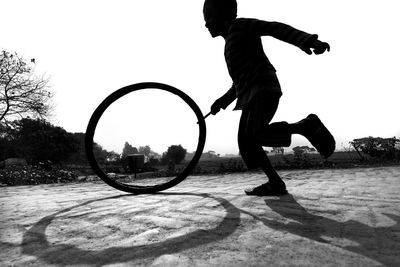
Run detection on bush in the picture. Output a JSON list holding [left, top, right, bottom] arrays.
[[350, 136, 400, 162], [0, 165, 77, 186], [217, 159, 246, 173], [161, 145, 187, 165]]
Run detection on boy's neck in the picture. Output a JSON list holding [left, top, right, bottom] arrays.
[[221, 20, 234, 39]]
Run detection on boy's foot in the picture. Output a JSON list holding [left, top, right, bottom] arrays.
[[245, 182, 288, 196], [303, 114, 335, 159]]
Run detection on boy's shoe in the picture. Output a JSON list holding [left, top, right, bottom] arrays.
[[245, 182, 288, 196], [304, 114, 335, 159]]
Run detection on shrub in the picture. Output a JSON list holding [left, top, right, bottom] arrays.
[[0, 165, 77, 186], [350, 136, 400, 161], [218, 158, 246, 173]]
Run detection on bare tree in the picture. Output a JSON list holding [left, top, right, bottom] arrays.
[[0, 50, 52, 125]]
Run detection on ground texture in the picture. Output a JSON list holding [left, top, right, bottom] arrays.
[[1, 166, 400, 266]]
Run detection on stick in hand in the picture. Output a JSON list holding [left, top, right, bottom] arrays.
[[197, 111, 212, 124]]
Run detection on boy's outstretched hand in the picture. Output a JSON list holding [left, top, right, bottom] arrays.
[[210, 99, 223, 115], [303, 40, 330, 55]]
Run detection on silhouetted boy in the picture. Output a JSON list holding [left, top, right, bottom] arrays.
[[203, 0, 335, 196]]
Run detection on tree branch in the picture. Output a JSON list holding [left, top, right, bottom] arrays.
[[0, 50, 52, 123]]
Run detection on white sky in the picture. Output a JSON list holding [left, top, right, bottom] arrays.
[[2, 0, 400, 155]]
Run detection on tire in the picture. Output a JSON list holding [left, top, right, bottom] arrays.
[[85, 82, 206, 194]]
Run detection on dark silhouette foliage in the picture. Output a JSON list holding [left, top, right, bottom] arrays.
[[350, 136, 400, 161], [161, 145, 187, 164], [6, 118, 78, 164], [121, 142, 138, 159]]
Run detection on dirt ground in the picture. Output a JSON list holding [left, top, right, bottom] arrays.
[[1, 166, 400, 266]]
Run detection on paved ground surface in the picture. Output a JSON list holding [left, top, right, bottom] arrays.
[[1, 166, 400, 266]]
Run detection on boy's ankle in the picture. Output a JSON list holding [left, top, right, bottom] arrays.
[[290, 116, 315, 136], [289, 120, 307, 135], [267, 179, 286, 190]]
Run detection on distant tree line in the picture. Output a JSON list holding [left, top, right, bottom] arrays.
[[267, 137, 400, 162], [265, 137, 400, 169], [0, 117, 188, 167], [0, 118, 77, 165], [350, 136, 400, 161]]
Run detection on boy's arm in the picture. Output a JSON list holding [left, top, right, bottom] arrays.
[[249, 19, 329, 54], [218, 84, 236, 109], [210, 84, 236, 114]]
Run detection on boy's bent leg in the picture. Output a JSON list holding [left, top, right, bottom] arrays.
[[257, 121, 292, 147], [289, 114, 336, 158], [303, 114, 335, 158], [245, 94, 292, 148], [258, 115, 335, 158]]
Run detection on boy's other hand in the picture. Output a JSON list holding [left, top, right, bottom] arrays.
[[210, 100, 223, 115], [313, 41, 330, 54], [303, 40, 330, 55]]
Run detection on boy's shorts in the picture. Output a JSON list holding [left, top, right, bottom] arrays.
[[234, 75, 282, 110]]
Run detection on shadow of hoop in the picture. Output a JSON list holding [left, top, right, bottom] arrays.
[[21, 192, 240, 266]]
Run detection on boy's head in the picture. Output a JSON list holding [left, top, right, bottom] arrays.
[[203, 0, 237, 37]]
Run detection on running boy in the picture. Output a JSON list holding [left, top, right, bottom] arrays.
[[203, 0, 335, 196]]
